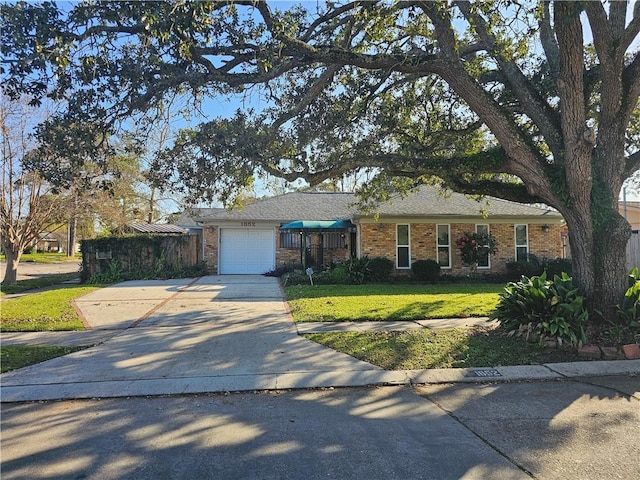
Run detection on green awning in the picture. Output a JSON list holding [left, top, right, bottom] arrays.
[[280, 220, 355, 232]]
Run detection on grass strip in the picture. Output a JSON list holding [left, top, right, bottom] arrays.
[[1, 285, 99, 331], [284, 284, 501, 322], [1, 272, 80, 295], [1, 345, 87, 373], [1, 253, 81, 263], [303, 326, 582, 369]]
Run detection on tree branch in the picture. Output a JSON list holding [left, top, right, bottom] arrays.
[[272, 65, 341, 130], [440, 176, 544, 204], [626, 151, 640, 179], [540, 1, 560, 80], [622, 52, 640, 121], [620, 9, 640, 54], [456, 1, 562, 159]]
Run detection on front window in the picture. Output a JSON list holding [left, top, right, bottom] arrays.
[[515, 224, 529, 262], [280, 232, 302, 249], [437, 224, 451, 268], [396, 224, 410, 269], [476, 224, 490, 268], [324, 232, 346, 249]]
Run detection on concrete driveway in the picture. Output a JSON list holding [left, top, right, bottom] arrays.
[[1, 276, 403, 401]]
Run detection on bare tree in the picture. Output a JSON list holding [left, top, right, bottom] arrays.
[[0, 95, 63, 284]]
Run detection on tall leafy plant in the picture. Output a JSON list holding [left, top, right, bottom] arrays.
[[607, 268, 640, 345], [492, 272, 588, 347]]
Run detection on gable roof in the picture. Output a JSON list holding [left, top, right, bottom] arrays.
[[367, 187, 560, 218], [175, 208, 224, 227], [196, 192, 354, 222], [194, 186, 561, 223]]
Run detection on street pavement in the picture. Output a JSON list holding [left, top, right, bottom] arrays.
[[1, 275, 639, 479], [1, 378, 638, 480], [0, 259, 80, 283]]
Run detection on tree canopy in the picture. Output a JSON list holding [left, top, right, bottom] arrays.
[[1, 0, 639, 319]]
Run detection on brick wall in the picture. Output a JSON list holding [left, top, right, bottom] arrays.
[[360, 221, 564, 274], [529, 223, 563, 259], [203, 227, 218, 273]]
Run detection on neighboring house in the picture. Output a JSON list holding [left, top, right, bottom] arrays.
[[126, 221, 206, 265], [619, 200, 640, 230], [127, 221, 189, 235], [33, 231, 62, 252], [192, 186, 565, 275]]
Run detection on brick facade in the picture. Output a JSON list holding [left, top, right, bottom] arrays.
[[360, 221, 563, 275], [201, 220, 564, 275]]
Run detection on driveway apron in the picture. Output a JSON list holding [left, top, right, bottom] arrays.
[[1, 276, 404, 402]]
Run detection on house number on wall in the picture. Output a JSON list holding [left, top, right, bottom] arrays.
[[240, 222, 256, 227]]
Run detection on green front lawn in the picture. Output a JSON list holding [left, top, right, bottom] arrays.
[[284, 284, 501, 322], [1, 252, 81, 263], [304, 327, 581, 370], [1, 272, 81, 295], [286, 282, 584, 368], [0, 285, 98, 331], [1, 283, 99, 371], [1, 345, 87, 373]]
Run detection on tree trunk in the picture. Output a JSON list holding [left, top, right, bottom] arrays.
[[149, 187, 156, 223], [2, 246, 21, 285], [565, 205, 631, 326], [592, 212, 632, 324], [67, 190, 78, 257], [67, 216, 77, 257]]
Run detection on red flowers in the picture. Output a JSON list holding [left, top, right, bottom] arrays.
[[456, 232, 498, 266]]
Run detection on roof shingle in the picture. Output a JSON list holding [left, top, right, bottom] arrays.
[[194, 186, 561, 222], [129, 222, 188, 234]]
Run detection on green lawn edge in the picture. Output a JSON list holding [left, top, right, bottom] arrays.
[[303, 327, 582, 369], [1, 345, 88, 373], [1, 285, 99, 331]]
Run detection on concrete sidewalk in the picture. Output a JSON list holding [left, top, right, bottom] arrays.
[[2, 275, 639, 403], [294, 317, 492, 333]]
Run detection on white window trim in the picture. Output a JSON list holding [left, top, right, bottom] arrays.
[[475, 224, 491, 269], [396, 224, 411, 269], [514, 224, 529, 261], [436, 224, 451, 269]]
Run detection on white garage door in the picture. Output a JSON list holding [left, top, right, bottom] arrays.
[[219, 228, 275, 274]]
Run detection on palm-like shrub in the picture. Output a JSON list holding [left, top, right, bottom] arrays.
[[491, 272, 588, 347]]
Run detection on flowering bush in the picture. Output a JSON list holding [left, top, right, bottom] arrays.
[[456, 232, 498, 266]]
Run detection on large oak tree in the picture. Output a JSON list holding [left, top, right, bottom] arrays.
[[1, 1, 639, 323]]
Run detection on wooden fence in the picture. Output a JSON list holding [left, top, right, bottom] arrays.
[[627, 231, 640, 271], [81, 233, 203, 282]]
